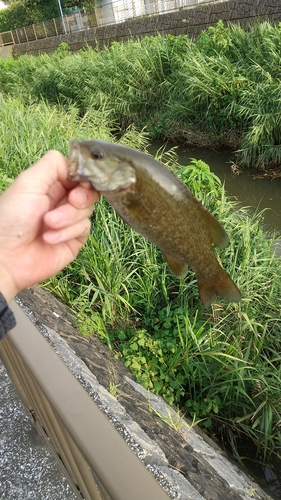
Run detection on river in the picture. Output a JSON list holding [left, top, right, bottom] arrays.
[[182, 147, 281, 233], [149, 142, 281, 235], [162, 144, 281, 235]]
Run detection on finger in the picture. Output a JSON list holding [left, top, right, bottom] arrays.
[[46, 181, 67, 209], [68, 184, 99, 209], [42, 218, 91, 245], [44, 202, 94, 230], [18, 150, 75, 193]]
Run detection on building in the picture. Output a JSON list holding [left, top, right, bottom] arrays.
[[95, 0, 208, 26]]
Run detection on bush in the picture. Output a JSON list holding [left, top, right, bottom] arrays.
[[1, 23, 281, 171]]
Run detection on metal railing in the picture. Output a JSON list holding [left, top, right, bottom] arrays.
[[0, 0, 219, 46], [0, 301, 170, 500], [0, 9, 97, 46]]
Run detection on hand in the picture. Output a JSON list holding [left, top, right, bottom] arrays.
[[0, 150, 99, 303]]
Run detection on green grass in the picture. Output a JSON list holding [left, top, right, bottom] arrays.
[[1, 26, 281, 468]]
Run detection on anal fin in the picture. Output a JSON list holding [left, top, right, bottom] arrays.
[[163, 253, 188, 278]]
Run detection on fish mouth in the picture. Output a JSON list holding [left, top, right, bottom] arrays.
[[92, 178, 135, 193], [68, 143, 85, 180], [68, 171, 91, 182]]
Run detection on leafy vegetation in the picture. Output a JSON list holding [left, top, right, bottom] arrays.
[[0, 24, 281, 472], [0, 0, 96, 32], [1, 21, 281, 170]]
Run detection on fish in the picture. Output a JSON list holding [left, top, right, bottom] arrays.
[[68, 139, 241, 308]]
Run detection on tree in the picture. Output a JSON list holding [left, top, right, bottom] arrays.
[[0, 0, 58, 31]]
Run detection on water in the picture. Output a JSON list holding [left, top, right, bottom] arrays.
[[150, 143, 281, 234], [179, 146, 281, 234]]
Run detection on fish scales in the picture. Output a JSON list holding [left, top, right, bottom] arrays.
[[106, 168, 213, 272], [68, 139, 241, 308]]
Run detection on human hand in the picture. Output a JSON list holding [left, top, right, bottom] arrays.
[[0, 150, 99, 303]]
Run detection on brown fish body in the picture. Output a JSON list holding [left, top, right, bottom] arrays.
[[68, 139, 241, 307], [104, 167, 222, 279]]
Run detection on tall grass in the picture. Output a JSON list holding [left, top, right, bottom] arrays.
[[1, 22, 281, 169], [0, 93, 149, 178], [1, 27, 281, 467]]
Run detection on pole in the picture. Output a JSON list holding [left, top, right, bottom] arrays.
[[57, 0, 67, 34]]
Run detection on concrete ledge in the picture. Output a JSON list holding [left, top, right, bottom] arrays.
[[14, 286, 271, 500]]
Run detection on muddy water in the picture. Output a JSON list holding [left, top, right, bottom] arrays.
[[178, 146, 281, 234]]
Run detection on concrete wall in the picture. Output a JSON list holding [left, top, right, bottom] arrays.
[[0, 44, 12, 59], [7, 0, 281, 58]]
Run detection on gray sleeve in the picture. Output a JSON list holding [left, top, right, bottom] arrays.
[[0, 293, 16, 340]]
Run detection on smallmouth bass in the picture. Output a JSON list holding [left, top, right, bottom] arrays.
[[68, 139, 241, 308]]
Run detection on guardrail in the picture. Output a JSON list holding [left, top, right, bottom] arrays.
[[0, 301, 170, 500], [0, 0, 218, 46]]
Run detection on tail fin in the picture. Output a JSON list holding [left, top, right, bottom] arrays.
[[197, 269, 241, 308]]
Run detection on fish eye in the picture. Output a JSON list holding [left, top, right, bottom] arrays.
[[91, 150, 103, 160]]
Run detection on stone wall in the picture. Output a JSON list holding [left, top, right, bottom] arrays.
[[10, 0, 281, 58]]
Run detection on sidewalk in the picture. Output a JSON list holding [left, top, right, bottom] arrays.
[[0, 360, 76, 500]]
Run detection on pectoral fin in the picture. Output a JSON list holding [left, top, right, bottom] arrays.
[[162, 253, 188, 278]]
